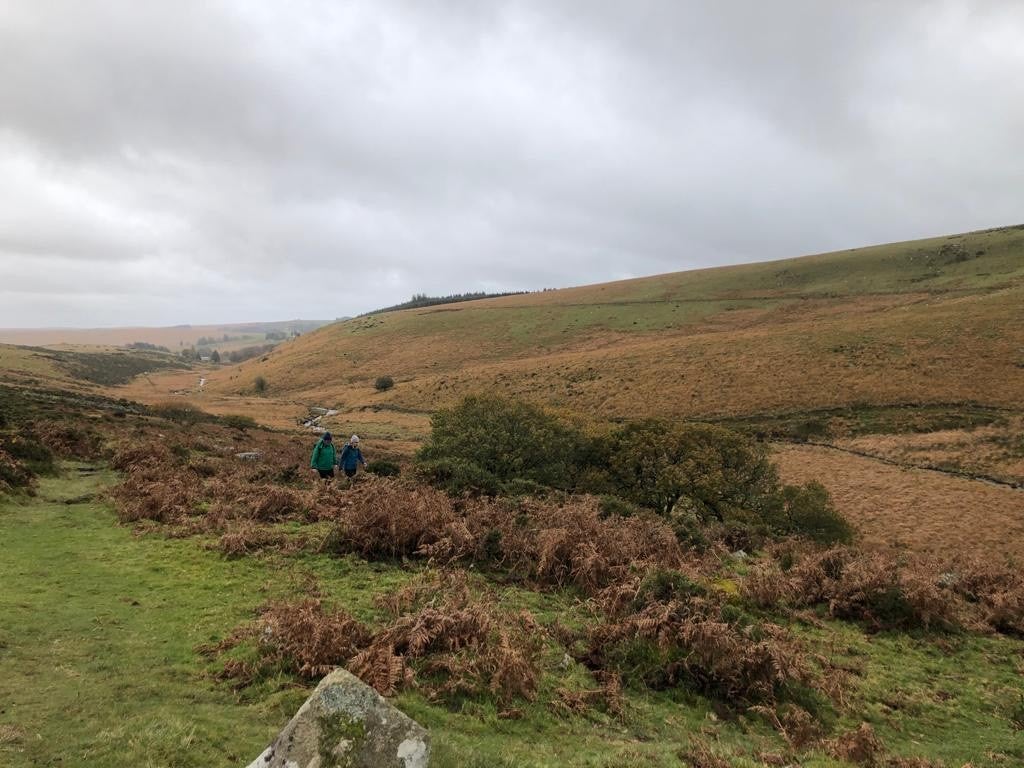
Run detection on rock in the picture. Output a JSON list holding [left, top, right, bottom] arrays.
[[235, 451, 261, 461], [731, 549, 748, 561], [246, 668, 430, 768]]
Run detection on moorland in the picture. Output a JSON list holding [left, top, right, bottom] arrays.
[[2, 225, 1023, 767]]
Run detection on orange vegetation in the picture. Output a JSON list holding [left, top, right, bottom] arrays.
[[834, 416, 1024, 486], [773, 443, 1024, 560]]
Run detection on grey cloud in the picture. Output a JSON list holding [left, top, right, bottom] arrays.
[[1, 0, 1022, 327]]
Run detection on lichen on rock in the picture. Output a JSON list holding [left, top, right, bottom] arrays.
[[245, 668, 430, 768]]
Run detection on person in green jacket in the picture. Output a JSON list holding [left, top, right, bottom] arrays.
[[310, 432, 337, 482]]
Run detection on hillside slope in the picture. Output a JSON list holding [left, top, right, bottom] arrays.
[[0, 320, 328, 354], [208, 224, 1024, 422]]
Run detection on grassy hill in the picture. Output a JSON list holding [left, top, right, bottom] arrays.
[[209, 224, 1024, 421], [0, 320, 328, 354], [0, 343, 186, 390], [118, 224, 1024, 561]]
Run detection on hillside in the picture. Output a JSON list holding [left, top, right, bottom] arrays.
[[0, 343, 186, 390], [0, 320, 329, 354], [206, 224, 1024, 421]]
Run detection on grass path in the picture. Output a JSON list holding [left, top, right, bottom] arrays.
[[0, 467, 302, 766]]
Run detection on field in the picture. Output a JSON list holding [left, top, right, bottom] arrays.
[[3, 427, 1023, 768], [773, 444, 1024, 559], [3, 225, 1024, 767], [0, 320, 329, 354]]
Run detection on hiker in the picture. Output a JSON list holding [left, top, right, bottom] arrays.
[[309, 431, 337, 482], [338, 434, 368, 481]]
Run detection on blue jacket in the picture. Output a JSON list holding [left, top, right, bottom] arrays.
[[339, 444, 365, 470]]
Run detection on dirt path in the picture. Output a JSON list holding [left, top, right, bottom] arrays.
[[773, 443, 1024, 560]]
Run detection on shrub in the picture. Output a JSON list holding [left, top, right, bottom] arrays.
[[417, 394, 584, 490], [766, 482, 854, 545], [366, 459, 401, 477], [322, 479, 457, 559], [0, 447, 34, 492], [1, 432, 55, 475], [742, 547, 962, 632], [253, 376, 268, 394], [826, 722, 884, 766], [501, 477, 546, 498], [415, 457, 503, 496], [29, 421, 102, 459], [110, 470, 199, 524], [109, 440, 172, 471], [210, 571, 545, 705], [207, 598, 372, 682], [247, 485, 307, 522], [423, 496, 683, 594], [150, 401, 210, 425], [374, 376, 395, 392], [584, 590, 815, 704], [597, 494, 643, 519], [216, 522, 288, 557], [349, 571, 544, 703], [946, 557, 1024, 635], [221, 414, 257, 431], [597, 420, 779, 522]]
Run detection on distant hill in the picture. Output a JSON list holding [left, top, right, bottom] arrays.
[[208, 224, 1024, 423], [0, 320, 329, 353], [0, 343, 188, 391]]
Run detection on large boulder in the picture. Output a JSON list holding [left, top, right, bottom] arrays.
[[246, 668, 430, 768]]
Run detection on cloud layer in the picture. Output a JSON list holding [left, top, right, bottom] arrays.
[[1, 0, 1022, 326]]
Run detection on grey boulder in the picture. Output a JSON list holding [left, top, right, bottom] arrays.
[[246, 668, 430, 768]]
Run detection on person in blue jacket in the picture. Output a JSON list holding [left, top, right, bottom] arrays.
[[338, 434, 368, 481]]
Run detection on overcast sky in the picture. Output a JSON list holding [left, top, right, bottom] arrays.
[[1, 1, 1022, 327]]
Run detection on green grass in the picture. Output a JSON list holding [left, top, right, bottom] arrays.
[[796, 621, 1024, 766], [3, 467, 1023, 767], [349, 225, 1024, 351]]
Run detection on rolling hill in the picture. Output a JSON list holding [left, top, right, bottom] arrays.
[[0, 320, 329, 353], [124, 224, 1024, 560], [206, 224, 1024, 423]]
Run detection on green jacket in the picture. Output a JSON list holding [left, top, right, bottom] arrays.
[[310, 439, 337, 471]]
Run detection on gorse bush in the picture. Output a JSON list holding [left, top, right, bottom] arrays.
[[374, 376, 395, 392], [766, 481, 854, 545], [595, 420, 780, 522], [417, 394, 583, 490], [0, 447, 35, 492], [221, 414, 257, 431], [150, 401, 211, 425], [415, 457, 503, 496], [415, 395, 853, 548], [366, 459, 401, 476], [0, 431, 55, 476]]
